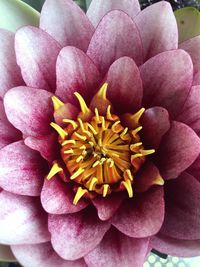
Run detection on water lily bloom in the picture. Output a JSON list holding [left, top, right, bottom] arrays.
[[1, 0, 200, 266]]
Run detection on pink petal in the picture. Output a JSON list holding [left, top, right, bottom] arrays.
[[135, 1, 178, 61], [54, 103, 79, 127], [141, 107, 170, 149], [187, 155, 200, 182], [106, 57, 143, 113], [56, 46, 101, 104], [40, 0, 94, 51], [158, 121, 200, 180], [0, 191, 50, 245], [160, 172, 200, 240], [4, 86, 53, 137], [140, 49, 193, 118], [0, 245, 16, 262], [15, 26, 61, 92], [48, 208, 110, 260], [0, 29, 23, 98], [0, 141, 46, 196], [87, 0, 140, 27], [87, 10, 143, 75], [177, 86, 200, 135], [0, 100, 21, 150], [12, 242, 87, 267], [150, 234, 200, 257], [41, 176, 88, 215], [25, 133, 59, 162], [112, 187, 164, 238], [179, 36, 200, 86], [92, 194, 124, 221], [85, 228, 149, 267]]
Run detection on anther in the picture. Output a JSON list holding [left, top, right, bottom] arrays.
[[131, 153, 143, 160], [87, 123, 97, 135], [124, 169, 133, 181], [121, 180, 133, 198], [62, 140, 76, 146], [131, 108, 145, 124], [112, 121, 123, 133], [94, 108, 100, 123], [51, 96, 64, 111], [47, 163, 63, 180], [140, 149, 155, 156], [70, 168, 84, 180], [78, 118, 85, 131], [64, 149, 74, 154], [93, 160, 100, 168], [73, 187, 87, 205], [89, 177, 98, 191], [130, 143, 142, 151], [74, 92, 90, 114], [50, 122, 68, 140], [74, 132, 87, 141], [103, 184, 110, 197], [97, 83, 108, 100], [63, 119, 78, 129], [132, 126, 143, 137], [76, 155, 84, 163]]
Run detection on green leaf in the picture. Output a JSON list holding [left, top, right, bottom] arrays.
[[0, 0, 40, 32], [175, 7, 200, 43]]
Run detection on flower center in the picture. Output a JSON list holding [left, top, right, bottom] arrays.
[[47, 84, 155, 205]]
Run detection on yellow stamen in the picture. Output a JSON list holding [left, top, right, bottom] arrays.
[[74, 92, 90, 114], [95, 108, 100, 123], [74, 132, 87, 141], [121, 180, 133, 198], [131, 108, 145, 124], [97, 83, 108, 100], [73, 187, 87, 205], [131, 153, 143, 160], [51, 96, 64, 111], [87, 123, 97, 135], [130, 142, 142, 150], [93, 160, 100, 168], [63, 119, 77, 129], [50, 122, 68, 140], [78, 118, 85, 131], [47, 163, 63, 180], [124, 169, 133, 181], [76, 155, 84, 163], [89, 177, 98, 191], [140, 149, 155, 156], [62, 140, 76, 146], [103, 184, 110, 197], [132, 126, 143, 136], [64, 149, 74, 154], [70, 168, 85, 180], [154, 175, 165, 186]]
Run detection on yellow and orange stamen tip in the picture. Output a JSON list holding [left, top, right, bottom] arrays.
[[140, 149, 155, 156], [154, 175, 165, 186], [70, 168, 85, 180], [78, 118, 85, 131], [131, 153, 143, 160], [124, 169, 134, 181], [74, 92, 90, 115], [89, 177, 98, 191], [103, 184, 110, 197], [47, 163, 63, 180], [73, 187, 88, 205], [63, 119, 78, 129], [62, 140, 76, 146], [64, 149, 74, 154], [51, 96, 64, 111], [132, 126, 143, 136], [121, 180, 133, 198], [131, 108, 145, 124], [50, 122, 68, 140], [130, 143, 143, 151], [97, 83, 108, 100]]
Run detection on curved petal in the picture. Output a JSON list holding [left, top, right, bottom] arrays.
[[92, 194, 124, 221], [177, 86, 200, 135], [141, 107, 170, 149], [180, 36, 200, 85], [87, 0, 140, 27], [0, 191, 50, 245], [140, 50, 193, 118], [187, 155, 200, 182], [135, 1, 178, 60], [158, 121, 200, 180], [48, 208, 110, 260], [0, 141, 46, 196], [150, 234, 200, 258], [40, 0, 94, 51], [0, 100, 21, 150], [0, 29, 23, 98], [41, 176, 88, 215], [106, 57, 143, 113], [112, 187, 164, 238], [87, 10, 143, 75], [25, 133, 59, 162], [0, 245, 16, 262], [160, 172, 200, 240], [15, 26, 61, 92], [4, 86, 53, 137], [85, 228, 149, 267], [12, 242, 87, 267], [56, 46, 101, 104], [0, 0, 39, 32]]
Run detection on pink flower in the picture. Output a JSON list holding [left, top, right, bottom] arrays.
[[0, 0, 200, 266]]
